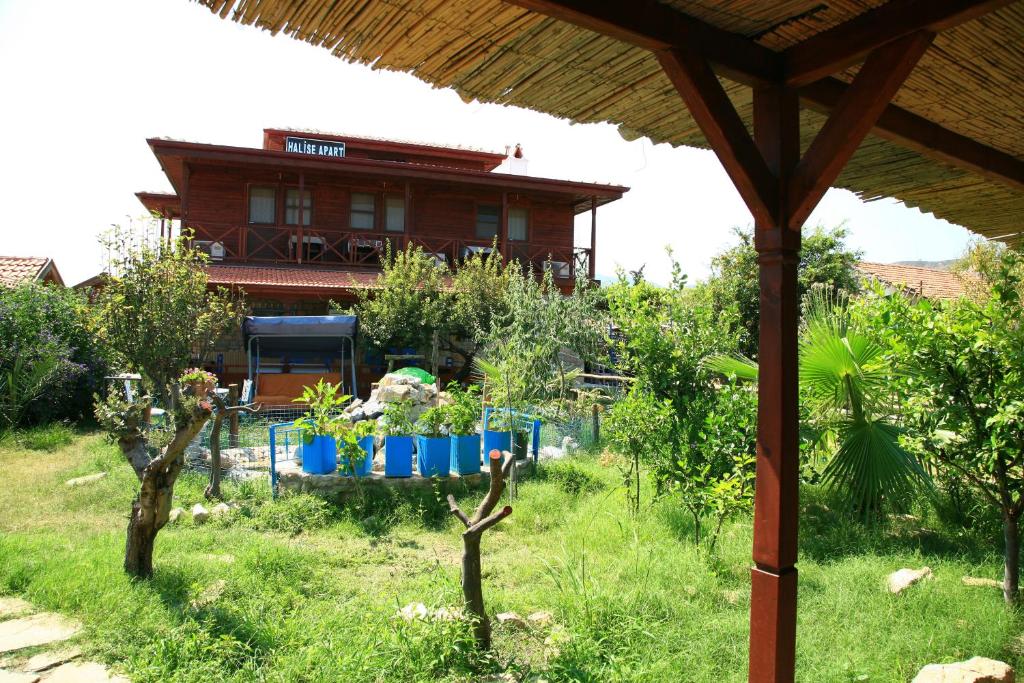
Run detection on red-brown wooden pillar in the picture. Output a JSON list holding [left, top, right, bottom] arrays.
[[297, 172, 305, 264], [589, 195, 597, 281], [749, 85, 801, 683]]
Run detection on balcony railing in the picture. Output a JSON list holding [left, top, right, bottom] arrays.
[[186, 222, 592, 281]]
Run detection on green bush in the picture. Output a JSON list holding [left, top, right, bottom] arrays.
[[0, 283, 108, 427], [249, 493, 336, 534], [541, 460, 606, 496]]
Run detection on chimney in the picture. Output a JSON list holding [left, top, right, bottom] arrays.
[[508, 143, 528, 175]]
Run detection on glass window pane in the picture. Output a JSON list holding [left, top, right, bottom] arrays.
[[249, 187, 276, 224], [508, 207, 528, 241], [385, 196, 405, 233], [476, 204, 499, 240], [351, 192, 375, 230], [285, 189, 312, 226]]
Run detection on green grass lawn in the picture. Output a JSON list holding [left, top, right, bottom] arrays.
[[0, 430, 1020, 682]]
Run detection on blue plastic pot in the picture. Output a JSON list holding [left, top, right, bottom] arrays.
[[482, 429, 511, 459], [416, 435, 450, 478], [303, 435, 337, 475], [450, 433, 481, 475], [384, 435, 414, 477], [342, 436, 374, 477]]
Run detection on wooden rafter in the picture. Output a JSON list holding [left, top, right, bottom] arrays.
[[784, 0, 1016, 88], [656, 47, 777, 226], [500, 0, 1024, 195], [503, 0, 782, 87], [789, 32, 936, 227]]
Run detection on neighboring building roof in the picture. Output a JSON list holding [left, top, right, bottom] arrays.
[[0, 256, 64, 287], [205, 264, 382, 294], [856, 261, 977, 300]]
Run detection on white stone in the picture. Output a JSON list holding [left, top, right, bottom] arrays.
[[0, 670, 40, 683], [65, 472, 107, 487], [527, 611, 553, 627], [210, 503, 231, 517], [167, 508, 184, 524], [191, 504, 209, 524], [22, 647, 81, 673], [45, 662, 130, 683], [495, 612, 528, 629], [962, 576, 1003, 589], [912, 656, 1014, 683], [0, 599, 32, 619], [887, 567, 933, 594], [378, 384, 413, 403], [0, 614, 80, 653], [397, 603, 428, 622]]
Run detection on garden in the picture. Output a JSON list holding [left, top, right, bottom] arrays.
[[0, 223, 1022, 682]]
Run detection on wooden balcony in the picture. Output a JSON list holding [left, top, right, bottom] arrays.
[[187, 222, 593, 282]]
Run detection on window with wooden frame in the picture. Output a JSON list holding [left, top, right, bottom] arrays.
[[284, 188, 312, 226], [248, 186, 277, 225], [475, 204, 499, 240], [384, 195, 405, 233], [350, 192, 376, 230], [508, 207, 528, 242]]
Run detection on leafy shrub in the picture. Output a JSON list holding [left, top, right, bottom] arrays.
[[541, 461, 606, 496], [0, 282, 107, 427], [14, 424, 76, 451], [249, 493, 335, 534]]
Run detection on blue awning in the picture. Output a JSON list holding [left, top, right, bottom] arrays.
[[244, 315, 357, 338]]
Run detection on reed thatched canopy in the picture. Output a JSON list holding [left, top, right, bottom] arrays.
[[196, 0, 1023, 247]]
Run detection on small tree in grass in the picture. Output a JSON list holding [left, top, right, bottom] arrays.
[[875, 247, 1024, 605], [92, 223, 244, 578], [447, 449, 514, 650]]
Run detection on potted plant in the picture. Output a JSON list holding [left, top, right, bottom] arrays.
[[292, 379, 350, 475], [483, 405, 513, 457], [380, 399, 414, 477], [415, 406, 450, 478], [180, 367, 217, 397], [446, 383, 482, 475], [334, 420, 376, 477]]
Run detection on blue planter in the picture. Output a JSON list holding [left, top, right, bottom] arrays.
[[482, 429, 511, 459], [342, 436, 374, 477], [384, 435, 414, 477], [416, 435, 451, 478], [303, 435, 337, 475], [450, 433, 481, 475]]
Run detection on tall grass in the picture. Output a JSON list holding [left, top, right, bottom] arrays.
[[0, 434, 1018, 682]]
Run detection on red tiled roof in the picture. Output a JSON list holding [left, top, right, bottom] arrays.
[[0, 256, 62, 287], [856, 261, 977, 300], [204, 264, 382, 291]]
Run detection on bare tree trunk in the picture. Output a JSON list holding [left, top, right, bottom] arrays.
[[113, 397, 212, 579], [206, 394, 260, 501], [1004, 512, 1020, 605], [447, 449, 514, 650]]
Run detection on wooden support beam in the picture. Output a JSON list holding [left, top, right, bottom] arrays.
[[785, 0, 1014, 88], [503, 0, 782, 87], [800, 79, 1024, 192], [789, 32, 934, 227], [657, 47, 777, 226], [749, 85, 802, 683]]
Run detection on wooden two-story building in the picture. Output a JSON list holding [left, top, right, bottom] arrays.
[[136, 128, 627, 394]]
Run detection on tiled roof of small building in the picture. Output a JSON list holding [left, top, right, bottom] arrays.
[[856, 261, 977, 300], [0, 256, 61, 287], [205, 264, 382, 291]]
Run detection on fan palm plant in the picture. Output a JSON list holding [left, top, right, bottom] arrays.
[[706, 287, 928, 514]]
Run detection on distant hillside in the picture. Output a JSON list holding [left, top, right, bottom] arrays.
[[892, 259, 956, 271]]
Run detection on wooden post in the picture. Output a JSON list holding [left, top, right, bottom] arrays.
[[748, 85, 801, 683], [591, 402, 600, 445], [297, 173, 305, 264], [500, 191, 509, 256], [228, 383, 240, 448], [179, 163, 190, 245], [404, 181, 412, 252], [589, 195, 597, 280]]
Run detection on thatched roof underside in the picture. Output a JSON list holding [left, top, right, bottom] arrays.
[[196, 0, 1023, 245]]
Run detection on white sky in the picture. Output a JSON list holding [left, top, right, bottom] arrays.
[[0, 0, 975, 286]]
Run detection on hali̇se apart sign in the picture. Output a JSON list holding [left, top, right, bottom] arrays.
[[284, 136, 346, 158]]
